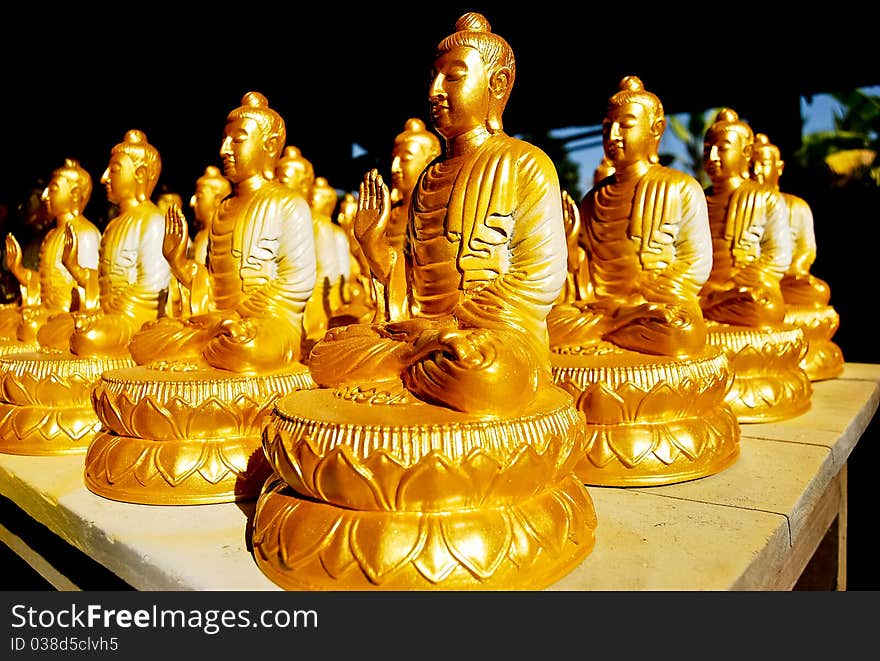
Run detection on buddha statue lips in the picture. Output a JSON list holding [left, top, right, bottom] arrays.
[[253, 12, 597, 590]]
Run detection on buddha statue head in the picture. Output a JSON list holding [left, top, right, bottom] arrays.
[[336, 191, 357, 231], [101, 129, 162, 205], [750, 133, 783, 188], [389, 118, 441, 206], [275, 146, 315, 200], [190, 165, 231, 230], [593, 156, 615, 186], [309, 176, 338, 218], [603, 75, 665, 170], [157, 190, 184, 216], [41, 158, 92, 220], [221, 91, 285, 184], [431, 12, 515, 138], [703, 108, 754, 186]]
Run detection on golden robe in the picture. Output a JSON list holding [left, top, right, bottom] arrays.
[[309, 132, 567, 414], [38, 204, 168, 356], [547, 165, 712, 357], [0, 218, 100, 342], [779, 192, 830, 306], [700, 180, 792, 326], [128, 182, 316, 373]]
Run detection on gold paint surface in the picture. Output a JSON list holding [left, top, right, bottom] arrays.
[[254, 12, 597, 589], [0, 132, 169, 456], [750, 133, 843, 381], [546, 76, 738, 486], [699, 111, 812, 419], [88, 93, 318, 505], [0, 351, 133, 454], [1, 159, 100, 345], [706, 322, 812, 422], [256, 386, 594, 589]]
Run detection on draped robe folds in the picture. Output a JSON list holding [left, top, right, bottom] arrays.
[[128, 182, 316, 374], [0, 219, 100, 342], [700, 180, 792, 326], [37, 205, 168, 356], [779, 192, 830, 306], [547, 166, 712, 357], [308, 132, 567, 415]]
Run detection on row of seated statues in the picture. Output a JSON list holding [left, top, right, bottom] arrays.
[[0, 10, 841, 590]]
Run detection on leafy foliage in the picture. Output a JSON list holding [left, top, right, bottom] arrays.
[[665, 109, 720, 188], [794, 89, 880, 187]]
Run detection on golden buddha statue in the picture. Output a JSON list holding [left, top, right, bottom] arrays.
[[557, 189, 592, 305], [0, 159, 100, 357], [165, 165, 231, 319], [275, 145, 314, 201], [331, 191, 376, 326], [303, 176, 351, 344], [593, 155, 615, 186], [370, 117, 442, 322], [189, 165, 230, 266], [0, 131, 170, 455], [387, 118, 442, 249], [700, 109, 811, 421], [84, 92, 317, 505], [157, 190, 184, 217], [546, 76, 739, 486], [253, 12, 597, 590], [750, 133, 843, 381]]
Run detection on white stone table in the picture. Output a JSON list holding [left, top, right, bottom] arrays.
[[2, 364, 877, 591]]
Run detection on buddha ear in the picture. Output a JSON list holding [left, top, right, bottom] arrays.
[[741, 143, 753, 177], [264, 134, 281, 159], [652, 117, 666, 140], [489, 66, 512, 100], [778, 158, 785, 176], [133, 165, 149, 200]]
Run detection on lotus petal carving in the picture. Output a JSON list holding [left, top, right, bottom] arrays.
[[87, 432, 265, 491], [350, 510, 426, 584], [94, 390, 278, 441], [264, 420, 583, 511], [253, 476, 595, 589]]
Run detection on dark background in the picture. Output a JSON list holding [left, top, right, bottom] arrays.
[[1, 2, 878, 589], [2, 2, 875, 210]]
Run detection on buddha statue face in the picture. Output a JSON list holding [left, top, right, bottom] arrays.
[[190, 167, 231, 230], [429, 45, 492, 140], [157, 192, 184, 215], [602, 101, 659, 169], [277, 159, 313, 198], [100, 130, 162, 205], [750, 135, 783, 188], [390, 120, 440, 205], [704, 127, 751, 185], [100, 151, 138, 206], [276, 147, 314, 200], [220, 116, 275, 185], [310, 178, 338, 217], [42, 171, 81, 219], [337, 192, 357, 231]]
